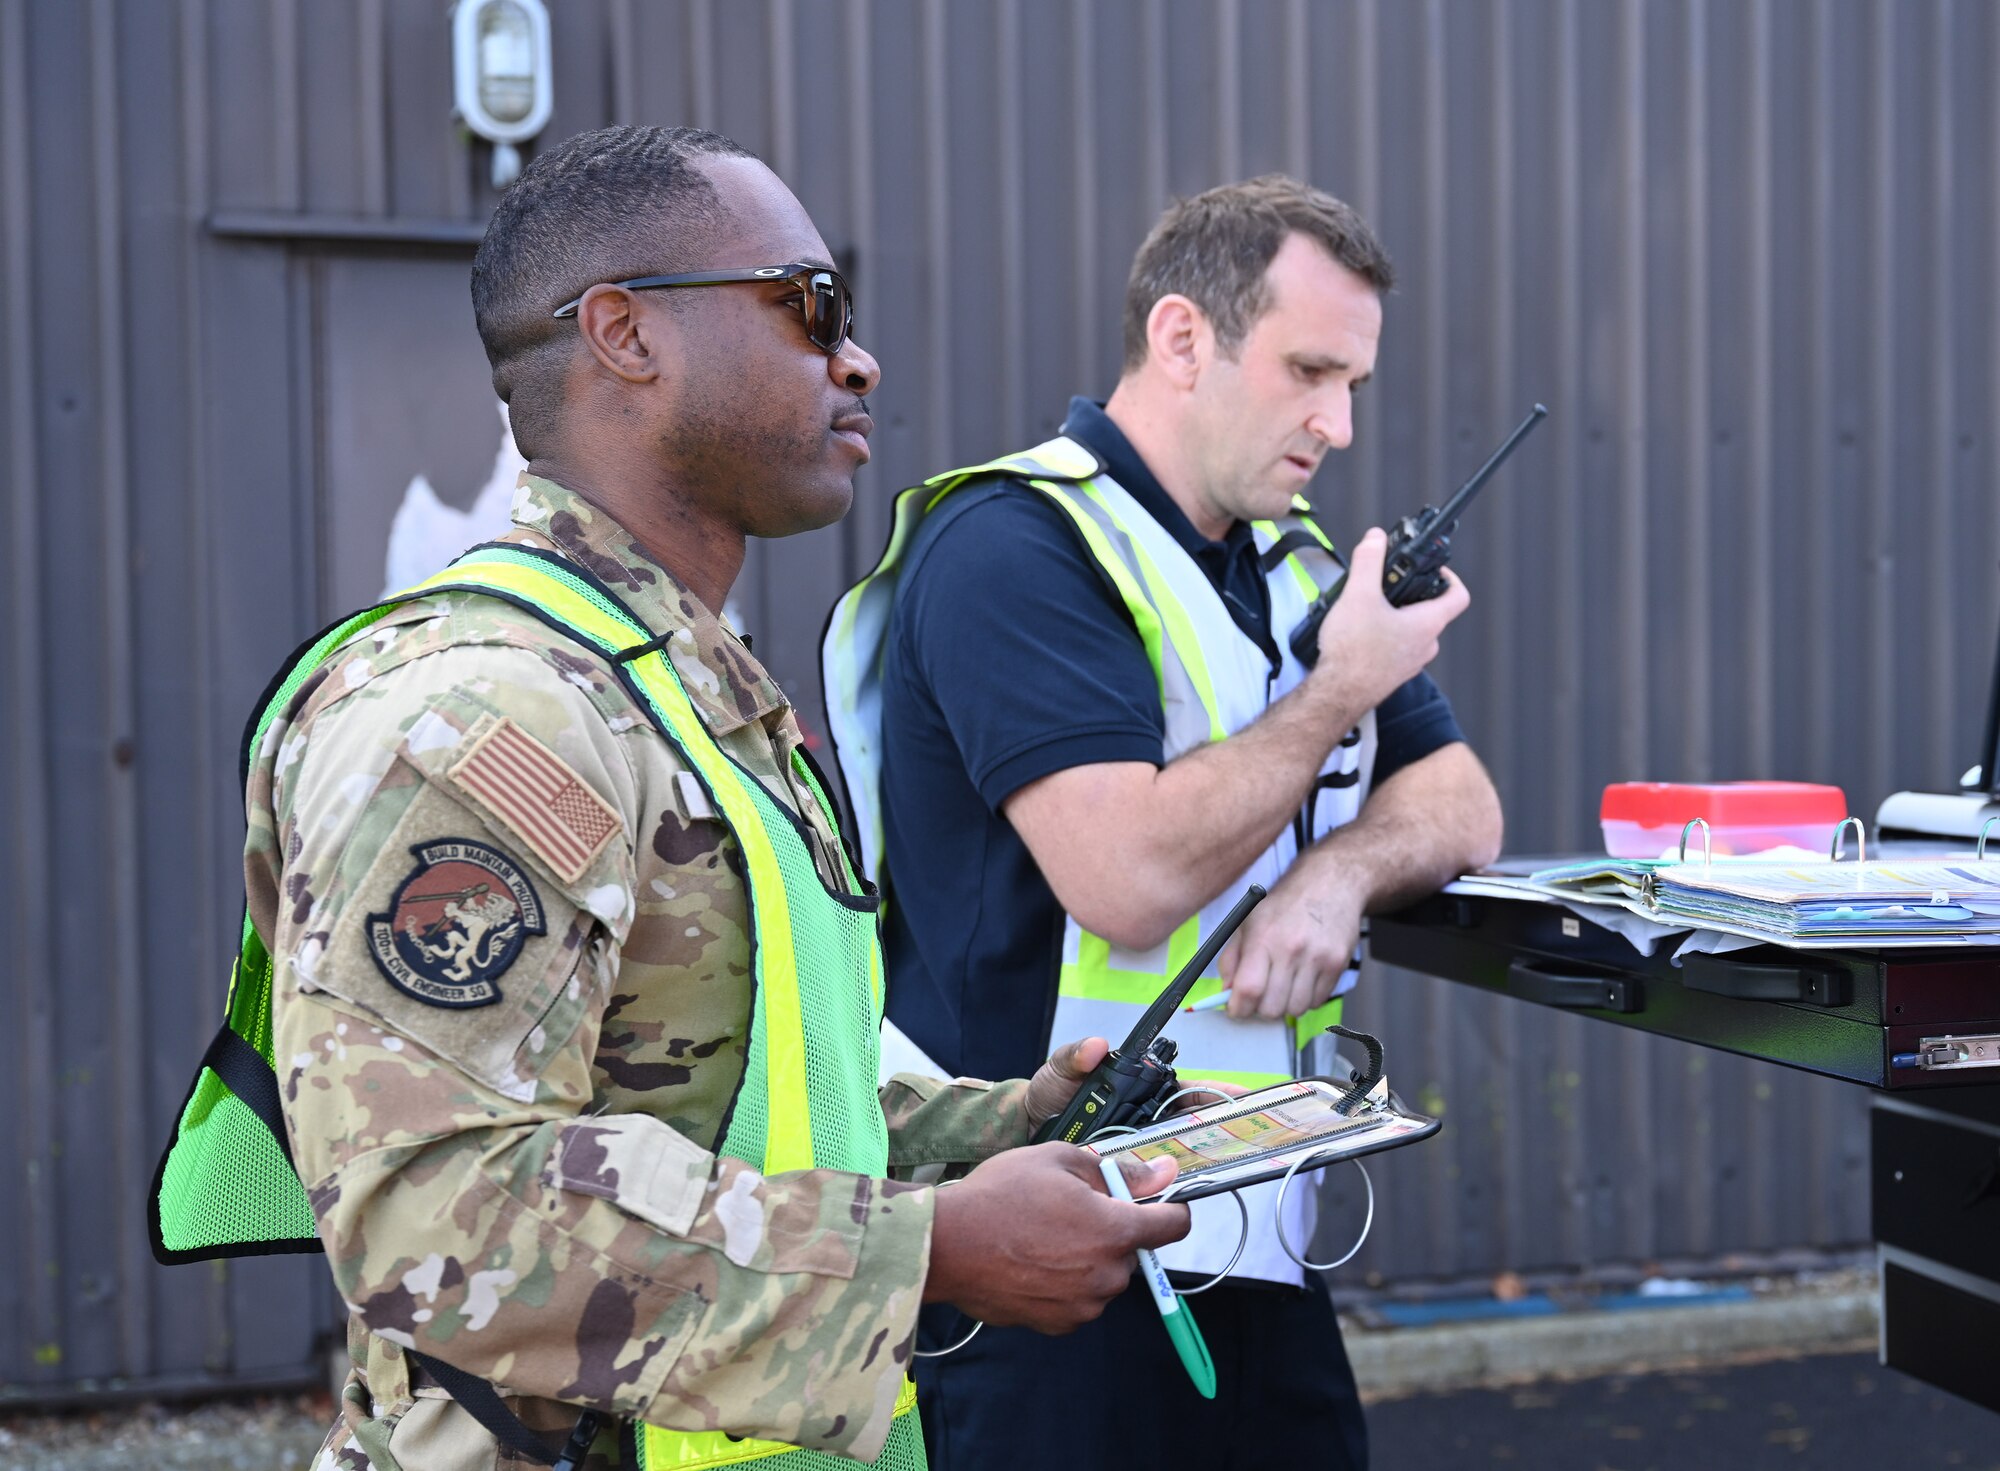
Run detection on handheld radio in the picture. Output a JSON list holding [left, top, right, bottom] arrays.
[[1030, 885, 1266, 1146], [1290, 403, 1549, 669]]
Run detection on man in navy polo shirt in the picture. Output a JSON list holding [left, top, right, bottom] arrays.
[[824, 177, 1504, 1468]]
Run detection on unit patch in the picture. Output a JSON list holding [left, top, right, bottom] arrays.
[[366, 840, 547, 1007]]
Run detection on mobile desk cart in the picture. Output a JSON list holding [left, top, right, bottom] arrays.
[[1372, 886, 2000, 1413]]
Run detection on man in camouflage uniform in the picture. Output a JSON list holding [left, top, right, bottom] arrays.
[[259, 125, 1189, 1470]]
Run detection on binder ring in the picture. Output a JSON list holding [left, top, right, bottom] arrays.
[[1678, 818, 1713, 868], [1980, 815, 2000, 861], [1151, 1084, 1240, 1119], [1093, 1116, 1251, 1297], [1275, 1155, 1375, 1272], [912, 1315, 983, 1358], [912, 1179, 985, 1358], [1830, 816, 1866, 865], [1162, 1192, 1251, 1298]]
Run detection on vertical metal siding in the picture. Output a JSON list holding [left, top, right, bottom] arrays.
[[4, 0, 1997, 1397], [2, 0, 57, 1396]]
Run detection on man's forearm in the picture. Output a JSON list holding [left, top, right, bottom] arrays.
[[1003, 540, 1481, 950], [1133, 668, 1380, 898], [1296, 741, 1504, 914], [1004, 667, 1376, 948]]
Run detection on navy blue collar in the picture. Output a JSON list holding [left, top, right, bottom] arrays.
[[1059, 396, 1277, 663], [1060, 398, 1257, 560]]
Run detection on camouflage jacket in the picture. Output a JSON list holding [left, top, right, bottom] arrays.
[[251, 476, 1032, 1470]]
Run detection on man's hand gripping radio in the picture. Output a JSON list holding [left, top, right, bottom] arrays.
[[1289, 403, 1548, 669], [1031, 885, 1392, 1146], [1032, 883, 1392, 1151], [1031, 887, 1268, 1145]]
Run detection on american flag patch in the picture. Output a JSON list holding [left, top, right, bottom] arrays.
[[448, 719, 622, 884]]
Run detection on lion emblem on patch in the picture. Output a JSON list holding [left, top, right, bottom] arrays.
[[366, 840, 547, 1007]]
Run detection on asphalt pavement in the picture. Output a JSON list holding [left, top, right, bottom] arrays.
[[6, 1337, 1994, 1470], [1366, 1351, 2000, 1471]]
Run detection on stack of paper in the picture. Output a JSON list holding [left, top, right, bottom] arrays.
[[1443, 852, 2000, 953], [1519, 856, 1671, 907], [1652, 861, 2000, 940], [1460, 849, 1822, 911]]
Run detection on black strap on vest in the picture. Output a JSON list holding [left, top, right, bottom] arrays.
[[203, 1027, 601, 1463], [610, 630, 675, 664], [1295, 763, 1364, 854], [1258, 528, 1334, 576], [199, 1025, 297, 1171], [548, 1410, 607, 1471], [409, 1352, 602, 1468]]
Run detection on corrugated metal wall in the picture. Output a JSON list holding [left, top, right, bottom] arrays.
[[3, 0, 1995, 1398]]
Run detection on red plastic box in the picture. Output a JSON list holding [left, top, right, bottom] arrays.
[[1600, 781, 1849, 859]]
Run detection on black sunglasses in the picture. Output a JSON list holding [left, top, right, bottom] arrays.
[[552, 262, 854, 354]]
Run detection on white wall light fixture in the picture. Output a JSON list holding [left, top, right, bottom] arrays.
[[452, 0, 554, 189]]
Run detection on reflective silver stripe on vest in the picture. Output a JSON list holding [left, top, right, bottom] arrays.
[[1051, 998, 1298, 1079], [1028, 480, 1223, 744], [1041, 467, 1374, 1082]]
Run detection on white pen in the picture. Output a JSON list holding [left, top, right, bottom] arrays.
[[1097, 1155, 1216, 1399]]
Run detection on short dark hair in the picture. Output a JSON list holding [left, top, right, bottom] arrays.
[[471, 125, 756, 456], [1121, 175, 1395, 371]]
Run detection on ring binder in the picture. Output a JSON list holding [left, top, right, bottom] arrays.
[[1475, 852, 2000, 947]]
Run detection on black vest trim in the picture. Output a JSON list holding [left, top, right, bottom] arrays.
[[1258, 528, 1333, 575], [199, 1024, 295, 1170]]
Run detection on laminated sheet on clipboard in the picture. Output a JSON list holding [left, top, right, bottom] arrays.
[[1081, 1076, 1440, 1203]]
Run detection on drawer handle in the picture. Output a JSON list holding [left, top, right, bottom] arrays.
[[1506, 959, 1643, 1014], [1682, 954, 1852, 1007]]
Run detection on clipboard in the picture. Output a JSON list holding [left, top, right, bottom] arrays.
[[1082, 1076, 1441, 1204]]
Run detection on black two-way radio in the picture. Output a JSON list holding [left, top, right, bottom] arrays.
[[1031, 885, 1267, 1146], [1290, 403, 1549, 669]]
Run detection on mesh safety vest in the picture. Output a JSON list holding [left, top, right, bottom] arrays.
[[151, 544, 923, 1471], [822, 437, 1374, 1284]]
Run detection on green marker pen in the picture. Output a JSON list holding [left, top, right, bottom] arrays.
[[1098, 1154, 1217, 1399]]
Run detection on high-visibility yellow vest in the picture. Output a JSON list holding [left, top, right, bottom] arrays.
[[152, 544, 923, 1471], [823, 438, 1374, 1284]]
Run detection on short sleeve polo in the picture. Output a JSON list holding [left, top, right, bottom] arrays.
[[875, 401, 1466, 1082]]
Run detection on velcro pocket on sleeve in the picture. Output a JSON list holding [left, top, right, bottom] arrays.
[[545, 1115, 712, 1237]]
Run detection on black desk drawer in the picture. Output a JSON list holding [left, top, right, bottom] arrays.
[[1880, 1256, 2000, 1415], [1872, 1103, 2000, 1280], [1374, 893, 2000, 1089], [1372, 900, 1886, 1084]]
